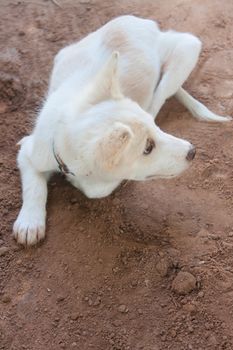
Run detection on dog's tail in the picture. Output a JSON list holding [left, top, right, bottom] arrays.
[[175, 87, 232, 122]]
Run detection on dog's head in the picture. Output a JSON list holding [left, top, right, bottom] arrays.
[[62, 52, 195, 198]]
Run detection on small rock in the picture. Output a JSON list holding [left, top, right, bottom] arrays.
[[170, 329, 177, 338], [198, 291, 205, 298], [210, 234, 220, 241], [18, 31, 25, 36], [161, 335, 167, 342], [71, 342, 77, 347], [188, 326, 194, 333], [2, 295, 11, 303], [0, 247, 9, 256], [228, 232, 233, 237], [208, 334, 218, 346], [197, 229, 209, 238], [183, 303, 197, 314], [141, 203, 149, 210], [156, 258, 170, 277], [70, 198, 78, 204], [172, 271, 196, 295], [93, 296, 101, 306], [204, 322, 213, 330], [118, 304, 128, 313], [70, 313, 79, 321], [131, 280, 138, 287], [112, 320, 122, 327], [57, 295, 65, 302]]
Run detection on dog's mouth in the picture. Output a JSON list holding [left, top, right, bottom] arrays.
[[146, 173, 177, 180]]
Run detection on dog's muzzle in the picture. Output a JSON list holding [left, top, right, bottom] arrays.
[[186, 145, 196, 161]]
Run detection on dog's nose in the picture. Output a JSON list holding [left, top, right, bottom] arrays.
[[186, 145, 196, 161]]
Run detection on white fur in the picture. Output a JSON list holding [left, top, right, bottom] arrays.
[[13, 15, 231, 245]]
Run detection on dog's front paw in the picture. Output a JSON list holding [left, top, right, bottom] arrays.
[[13, 210, 45, 246]]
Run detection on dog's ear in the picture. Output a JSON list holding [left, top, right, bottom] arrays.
[[78, 51, 123, 110], [97, 122, 133, 170]]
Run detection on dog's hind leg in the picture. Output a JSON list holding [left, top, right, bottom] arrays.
[[149, 31, 202, 119], [149, 31, 231, 122], [175, 87, 232, 122]]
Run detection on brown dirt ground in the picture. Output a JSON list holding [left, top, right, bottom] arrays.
[[1, 0, 233, 349]]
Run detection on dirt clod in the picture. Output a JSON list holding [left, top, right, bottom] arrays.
[[172, 271, 196, 295], [0, 247, 9, 256]]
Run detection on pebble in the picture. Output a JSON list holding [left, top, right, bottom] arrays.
[[210, 234, 220, 241], [188, 326, 194, 333], [57, 295, 66, 302], [0, 247, 9, 256], [228, 232, 233, 237], [131, 280, 138, 287], [141, 203, 149, 210], [93, 296, 101, 306], [172, 271, 196, 295], [70, 313, 79, 321], [197, 228, 209, 238], [156, 258, 170, 277], [18, 31, 25, 36], [118, 304, 128, 313], [208, 334, 218, 346], [71, 342, 77, 347], [70, 198, 78, 204], [198, 291, 205, 298], [204, 322, 213, 330], [2, 295, 11, 303], [170, 329, 177, 338], [183, 303, 196, 314], [161, 335, 167, 342], [112, 320, 122, 327]]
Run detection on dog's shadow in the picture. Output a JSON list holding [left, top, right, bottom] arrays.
[[46, 170, 197, 251]]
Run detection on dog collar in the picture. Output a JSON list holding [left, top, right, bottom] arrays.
[[52, 141, 75, 176]]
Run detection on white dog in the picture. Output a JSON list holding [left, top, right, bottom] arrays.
[[13, 15, 231, 246]]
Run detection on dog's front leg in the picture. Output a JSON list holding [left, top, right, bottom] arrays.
[[13, 142, 49, 246]]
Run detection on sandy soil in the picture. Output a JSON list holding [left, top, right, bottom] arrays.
[[1, 0, 233, 349]]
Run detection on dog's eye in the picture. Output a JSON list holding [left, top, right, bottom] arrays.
[[143, 138, 155, 155]]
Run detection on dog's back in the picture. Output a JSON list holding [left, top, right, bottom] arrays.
[[49, 16, 161, 109]]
